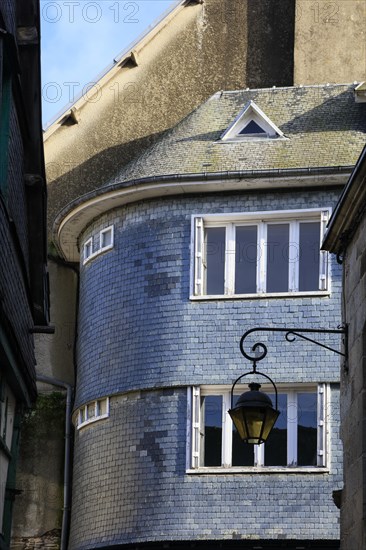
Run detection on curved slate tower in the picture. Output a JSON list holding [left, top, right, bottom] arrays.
[[55, 85, 366, 549]]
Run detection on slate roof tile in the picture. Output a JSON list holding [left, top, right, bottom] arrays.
[[105, 84, 366, 187]]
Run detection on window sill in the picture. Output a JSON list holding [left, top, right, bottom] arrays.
[[186, 466, 329, 475], [76, 413, 109, 430], [190, 291, 330, 301], [83, 245, 114, 266]]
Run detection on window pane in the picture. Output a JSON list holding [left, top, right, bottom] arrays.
[[298, 393, 317, 466], [264, 394, 287, 466], [87, 403, 96, 419], [101, 229, 112, 248], [239, 120, 266, 135], [267, 224, 289, 292], [235, 226, 257, 294], [205, 228, 225, 295], [299, 222, 320, 291], [232, 395, 254, 466], [201, 396, 222, 467], [98, 399, 107, 416]]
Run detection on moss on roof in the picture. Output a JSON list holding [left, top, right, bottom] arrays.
[[106, 84, 366, 186]]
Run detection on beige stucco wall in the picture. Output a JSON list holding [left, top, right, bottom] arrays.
[[295, 0, 366, 85], [44, 0, 298, 229], [35, 261, 77, 385], [340, 213, 366, 550]]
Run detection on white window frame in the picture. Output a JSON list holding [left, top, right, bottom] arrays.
[[100, 225, 114, 252], [82, 225, 114, 265], [187, 384, 329, 473], [190, 208, 330, 299], [74, 397, 110, 429], [220, 101, 285, 141], [83, 238, 93, 264]]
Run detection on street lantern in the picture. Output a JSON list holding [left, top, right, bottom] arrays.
[[231, 325, 348, 445], [229, 381, 279, 445]]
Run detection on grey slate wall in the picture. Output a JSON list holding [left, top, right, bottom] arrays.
[[69, 187, 343, 547], [70, 386, 341, 548], [76, 189, 343, 407]]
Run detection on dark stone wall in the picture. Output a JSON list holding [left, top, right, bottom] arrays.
[[246, 0, 296, 88], [46, 0, 297, 230]]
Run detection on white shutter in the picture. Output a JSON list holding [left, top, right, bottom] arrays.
[[319, 211, 330, 290], [194, 217, 204, 296], [191, 387, 201, 468], [317, 384, 326, 467]]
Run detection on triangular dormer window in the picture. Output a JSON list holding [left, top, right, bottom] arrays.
[[221, 100, 284, 141], [239, 120, 267, 135]]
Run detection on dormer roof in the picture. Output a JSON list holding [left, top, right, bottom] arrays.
[[220, 100, 285, 140]]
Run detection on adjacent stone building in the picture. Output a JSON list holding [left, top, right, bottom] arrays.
[[0, 0, 48, 547], [322, 144, 366, 550], [52, 83, 366, 549]]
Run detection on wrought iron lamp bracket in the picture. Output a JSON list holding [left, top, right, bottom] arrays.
[[239, 325, 348, 373], [230, 366, 278, 410]]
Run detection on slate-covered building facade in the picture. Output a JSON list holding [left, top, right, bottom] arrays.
[[0, 0, 48, 547], [53, 84, 366, 549]]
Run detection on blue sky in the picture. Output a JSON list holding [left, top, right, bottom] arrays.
[[41, 0, 177, 126]]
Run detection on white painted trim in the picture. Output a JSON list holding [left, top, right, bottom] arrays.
[[186, 467, 330, 475], [56, 176, 346, 262], [82, 225, 115, 266], [192, 208, 331, 298], [220, 100, 285, 141], [192, 385, 323, 472], [189, 291, 331, 300], [75, 397, 110, 429], [186, 387, 193, 471], [83, 238, 93, 265], [99, 225, 114, 252]]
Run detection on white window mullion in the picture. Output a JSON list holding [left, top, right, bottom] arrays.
[[257, 222, 266, 293], [287, 392, 297, 466], [191, 387, 201, 469], [225, 224, 235, 295], [256, 443, 264, 466], [193, 218, 204, 296], [319, 211, 330, 290], [222, 393, 232, 467], [317, 384, 326, 467], [289, 221, 299, 292]]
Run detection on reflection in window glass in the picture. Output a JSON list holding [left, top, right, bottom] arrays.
[[101, 229, 112, 248], [298, 393, 317, 466], [267, 224, 289, 292], [299, 222, 320, 291], [201, 395, 222, 466], [232, 394, 255, 466], [87, 403, 96, 419], [235, 226, 258, 294], [264, 394, 287, 466], [205, 228, 225, 295]]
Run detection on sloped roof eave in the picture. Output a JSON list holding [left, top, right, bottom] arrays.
[[54, 165, 352, 263], [322, 144, 366, 254]]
